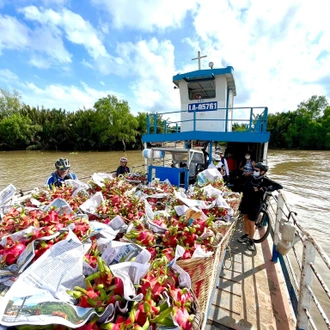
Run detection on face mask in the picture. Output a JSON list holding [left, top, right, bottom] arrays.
[[245, 155, 250, 160], [253, 171, 260, 177]]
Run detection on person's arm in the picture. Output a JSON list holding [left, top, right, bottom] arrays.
[[239, 160, 245, 172], [223, 159, 229, 176], [45, 175, 53, 189]]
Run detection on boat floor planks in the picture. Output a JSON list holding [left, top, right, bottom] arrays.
[[206, 221, 296, 330]]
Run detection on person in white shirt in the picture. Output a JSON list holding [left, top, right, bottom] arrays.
[[208, 154, 225, 176], [215, 149, 229, 182]]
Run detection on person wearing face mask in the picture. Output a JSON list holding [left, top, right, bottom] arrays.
[[208, 154, 224, 170], [239, 152, 255, 177], [237, 162, 272, 251]]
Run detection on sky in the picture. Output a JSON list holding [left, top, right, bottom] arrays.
[[0, 0, 330, 116]]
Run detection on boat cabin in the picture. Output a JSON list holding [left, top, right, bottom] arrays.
[[142, 52, 270, 188]]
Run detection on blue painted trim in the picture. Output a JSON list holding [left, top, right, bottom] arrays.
[[278, 251, 299, 317], [146, 115, 150, 134], [225, 86, 229, 133], [148, 166, 188, 189], [173, 67, 234, 82], [271, 243, 279, 262], [142, 131, 270, 143]]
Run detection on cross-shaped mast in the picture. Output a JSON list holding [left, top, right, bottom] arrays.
[[192, 51, 207, 70]]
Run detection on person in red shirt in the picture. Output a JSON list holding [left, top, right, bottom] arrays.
[[226, 152, 237, 172]]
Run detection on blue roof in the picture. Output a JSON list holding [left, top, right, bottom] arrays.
[[173, 66, 234, 82], [173, 66, 236, 95]]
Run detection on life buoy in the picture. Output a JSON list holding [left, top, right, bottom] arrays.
[[194, 93, 202, 99]]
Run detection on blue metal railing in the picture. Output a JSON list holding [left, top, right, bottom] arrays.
[[146, 106, 269, 135]]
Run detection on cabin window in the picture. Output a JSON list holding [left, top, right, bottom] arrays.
[[190, 152, 204, 162], [188, 80, 216, 100], [172, 153, 188, 162]]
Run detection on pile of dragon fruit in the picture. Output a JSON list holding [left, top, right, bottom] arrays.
[[0, 174, 240, 330]]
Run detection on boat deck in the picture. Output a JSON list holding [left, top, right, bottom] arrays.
[[205, 221, 296, 330]]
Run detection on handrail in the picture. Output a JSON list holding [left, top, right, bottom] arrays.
[[268, 191, 330, 330], [145, 106, 269, 135]]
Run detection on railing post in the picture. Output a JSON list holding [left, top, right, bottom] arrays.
[[153, 113, 157, 134], [146, 114, 150, 134], [272, 192, 284, 262], [297, 237, 316, 330], [176, 123, 178, 133], [264, 107, 268, 132], [225, 86, 229, 132], [249, 108, 253, 132]]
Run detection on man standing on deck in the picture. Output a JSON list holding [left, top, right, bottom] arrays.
[[237, 162, 272, 251]]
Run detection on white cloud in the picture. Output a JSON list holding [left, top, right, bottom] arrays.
[[0, 15, 30, 53], [188, 0, 330, 112], [114, 38, 180, 112], [41, 0, 69, 5], [91, 0, 198, 31], [22, 81, 123, 111], [0, 69, 20, 82], [21, 6, 108, 59], [81, 58, 93, 69], [0, 14, 71, 65]]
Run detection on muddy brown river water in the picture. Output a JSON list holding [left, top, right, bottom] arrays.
[[1, 149, 329, 255]]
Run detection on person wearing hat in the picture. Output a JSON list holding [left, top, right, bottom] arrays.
[[208, 154, 225, 176], [215, 149, 229, 182], [116, 157, 130, 177], [45, 158, 77, 189]]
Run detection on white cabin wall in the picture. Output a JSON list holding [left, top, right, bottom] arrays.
[[227, 89, 234, 132], [180, 75, 228, 132]]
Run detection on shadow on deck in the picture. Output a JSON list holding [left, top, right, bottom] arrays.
[[205, 220, 296, 330]]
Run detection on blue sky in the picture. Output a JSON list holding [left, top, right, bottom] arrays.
[[0, 0, 329, 115]]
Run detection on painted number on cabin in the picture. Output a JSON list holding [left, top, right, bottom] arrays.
[[188, 101, 218, 112]]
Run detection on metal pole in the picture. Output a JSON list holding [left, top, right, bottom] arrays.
[[146, 115, 150, 134], [272, 192, 284, 262], [249, 108, 253, 132], [153, 113, 157, 134]]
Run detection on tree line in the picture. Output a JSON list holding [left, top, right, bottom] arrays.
[[0, 88, 329, 151]]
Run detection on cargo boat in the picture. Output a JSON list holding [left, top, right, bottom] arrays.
[[141, 52, 330, 330]]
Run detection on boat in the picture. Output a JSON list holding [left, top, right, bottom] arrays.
[[0, 53, 329, 330], [141, 52, 330, 329]]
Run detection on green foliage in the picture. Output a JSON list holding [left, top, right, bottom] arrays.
[[0, 88, 22, 119], [0, 113, 41, 150], [0, 90, 329, 151], [93, 95, 139, 150], [267, 95, 330, 150]]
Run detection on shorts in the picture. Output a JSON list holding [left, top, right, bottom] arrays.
[[239, 197, 262, 221]]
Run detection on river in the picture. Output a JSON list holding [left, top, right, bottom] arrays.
[[1, 149, 329, 256]]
